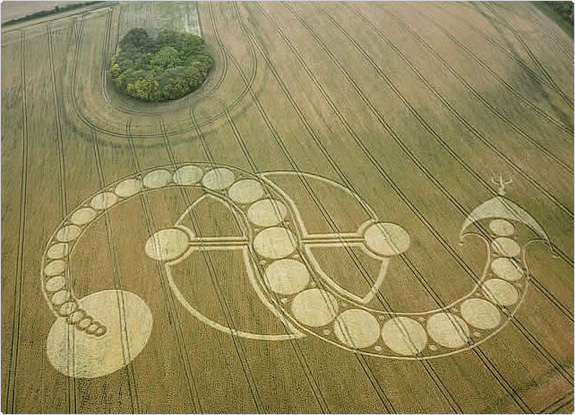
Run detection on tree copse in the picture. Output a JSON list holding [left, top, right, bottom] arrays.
[[111, 28, 213, 102]]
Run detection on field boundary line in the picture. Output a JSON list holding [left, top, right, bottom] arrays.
[[1, 2, 114, 35]]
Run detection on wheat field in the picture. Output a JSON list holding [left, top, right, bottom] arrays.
[[1, 2, 573, 413]]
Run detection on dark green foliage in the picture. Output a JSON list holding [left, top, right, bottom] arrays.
[[534, 1, 574, 37], [111, 28, 213, 102], [544, 2, 574, 25], [2, 1, 101, 27]]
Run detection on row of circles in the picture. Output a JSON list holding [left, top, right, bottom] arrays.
[[205, 168, 526, 355], [258, 218, 526, 356], [142, 168, 421, 354], [43, 162, 527, 356], [187, 170, 433, 355], [44, 164, 249, 335], [143, 166, 299, 261]]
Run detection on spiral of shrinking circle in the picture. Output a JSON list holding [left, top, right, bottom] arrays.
[[43, 162, 542, 362]]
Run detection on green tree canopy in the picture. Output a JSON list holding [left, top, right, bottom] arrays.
[[111, 28, 213, 102]]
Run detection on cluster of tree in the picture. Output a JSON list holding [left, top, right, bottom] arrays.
[[545, 2, 574, 25], [2, 1, 101, 26], [110, 28, 214, 102]]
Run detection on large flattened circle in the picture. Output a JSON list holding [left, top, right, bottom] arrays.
[[333, 309, 380, 349], [145, 228, 190, 261], [264, 259, 310, 295], [426, 313, 470, 349], [291, 289, 339, 327], [46, 290, 153, 378], [381, 317, 428, 356], [364, 222, 410, 256], [253, 227, 297, 259], [247, 199, 287, 227]]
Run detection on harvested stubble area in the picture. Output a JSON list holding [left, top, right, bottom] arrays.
[[1, 1, 573, 413]]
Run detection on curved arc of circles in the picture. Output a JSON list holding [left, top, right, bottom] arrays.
[[40, 163, 255, 331], [41, 163, 541, 359], [41, 163, 308, 340], [42, 184, 213, 269], [262, 284, 531, 360], [265, 239, 533, 360], [166, 193, 305, 340], [40, 188, 160, 328], [42, 185, 199, 269], [255, 172, 537, 358], [259, 173, 515, 316]]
